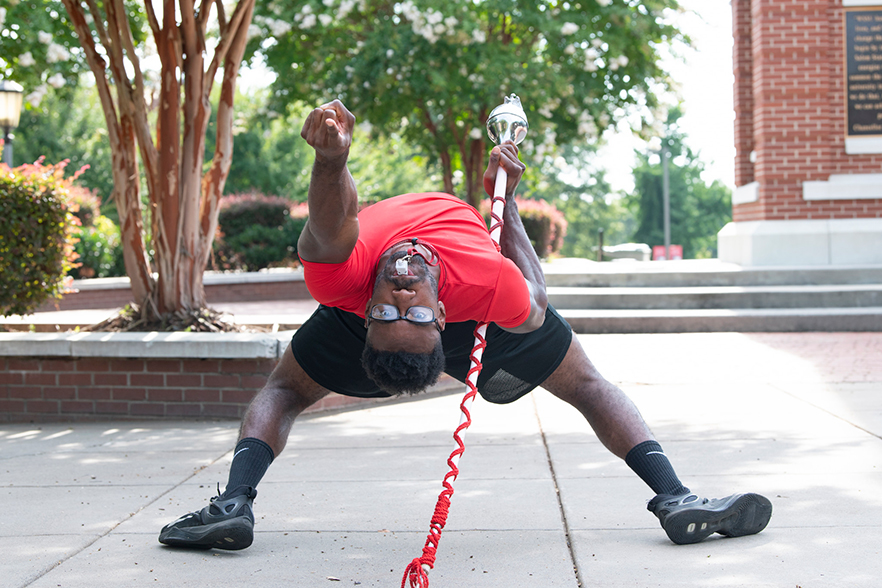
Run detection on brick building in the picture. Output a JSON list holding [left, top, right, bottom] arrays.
[[719, 0, 882, 265]]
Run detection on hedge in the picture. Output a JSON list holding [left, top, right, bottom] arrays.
[[213, 193, 308, 271], [0, 158, 80, 316], [481, 197, 568, 258]]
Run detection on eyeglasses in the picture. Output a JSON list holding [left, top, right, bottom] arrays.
[[367, 304, 441, 332]]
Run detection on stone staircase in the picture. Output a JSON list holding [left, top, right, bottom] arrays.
[[542, 259, 882, 333], [8, 260, 882, 334]]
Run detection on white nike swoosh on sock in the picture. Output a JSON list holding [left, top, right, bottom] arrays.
[[233, 447, 250, 458], [646, 451, 669, 458]]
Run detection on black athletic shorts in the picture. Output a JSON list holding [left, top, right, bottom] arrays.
[[290, 304, 573, 404]]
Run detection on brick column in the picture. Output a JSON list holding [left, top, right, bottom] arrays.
[[733, 0, 755, 188], [721, 0, 882, 265]]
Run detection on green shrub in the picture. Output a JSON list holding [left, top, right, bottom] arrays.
[[0, 158, 80, 316], [217, 192, 292, 238], [481, 197, 568, 258], [65, 184, 126, 280], [517, 198, 568, 258], [213, 194, 308, 271], [69, 188, 102, 228], [70, 215, 126, 279]]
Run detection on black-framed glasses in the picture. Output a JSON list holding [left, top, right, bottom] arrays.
[[367, 304, 441, 332]]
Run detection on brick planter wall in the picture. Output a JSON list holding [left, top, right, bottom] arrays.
[[0, 332, 444, 423], [0, 355, 388, 423], [1, 356, 275, 421]]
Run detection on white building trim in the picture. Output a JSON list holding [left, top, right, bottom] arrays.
[[845, 136, 882, 155], [733, 181, 759, 205], [718, 218, 882, 266], [803, 173, 882, 200]]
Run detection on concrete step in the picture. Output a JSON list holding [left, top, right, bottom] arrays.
[[543, 259, 882, 288], [547, 284, 882, 310], [542, 260, 882, 331], [559, 307, 882, 333], [10, 261, 882, 334]]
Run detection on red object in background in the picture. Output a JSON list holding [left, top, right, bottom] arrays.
[[652, 245, 683, 261]]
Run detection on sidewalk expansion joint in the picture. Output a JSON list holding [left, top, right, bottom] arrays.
[[770, 383, 882, 442], [17, 448, 234, 588], [532, 393, 583, 588]]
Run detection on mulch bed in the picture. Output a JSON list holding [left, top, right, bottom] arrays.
[[82, 304, 264, 333]]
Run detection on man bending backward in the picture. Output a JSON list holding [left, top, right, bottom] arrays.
[[159, 100, 772, 551]]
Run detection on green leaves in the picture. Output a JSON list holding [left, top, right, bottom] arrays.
[[251, 0, 685, 202], [629, 108, 732, 259], [0, 1, 85, 108], [0, 159, 80, 316]]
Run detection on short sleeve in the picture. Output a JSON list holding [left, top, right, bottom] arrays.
[[300, 244, 374, 315], [484, 257, 531, 328]]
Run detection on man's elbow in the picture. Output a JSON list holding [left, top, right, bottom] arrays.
[[525, 296, 549, 331], [503, 295, 548, 334], [521, 312, 547, 333]]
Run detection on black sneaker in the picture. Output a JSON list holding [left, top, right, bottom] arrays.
[[158, 485, 257, 550], [648, 492, 772, 545]]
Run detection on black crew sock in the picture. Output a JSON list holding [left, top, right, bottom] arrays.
[[224, 437, 275, 496], [625, 440, 689, 496]]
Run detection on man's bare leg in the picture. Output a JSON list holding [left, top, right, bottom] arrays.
[[540, 332, 688, 496], [219, 342, 332, 494], [540, 333, 772, 544], [239, 342, 331, 456], [540, 333, 654, 459], [159, 343, 329, 550]]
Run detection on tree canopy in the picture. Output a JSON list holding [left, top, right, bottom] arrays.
[[0, 0, 86, 108], [209, 95, 440, 202], [628, 108, 731, 259], [250, 0, 685, 207]]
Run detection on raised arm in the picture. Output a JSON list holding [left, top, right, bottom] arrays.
[[297, 100, 360, 263], [483, 142, 549, 334]]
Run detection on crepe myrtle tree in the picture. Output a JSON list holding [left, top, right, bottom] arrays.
[[4, 1, 257, 319], [57, 0, 255, 319], [251, 0, 684, 208]]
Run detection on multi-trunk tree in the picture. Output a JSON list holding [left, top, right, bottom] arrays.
[[4, 0, 255, 320], [63, 0, 255, 317]]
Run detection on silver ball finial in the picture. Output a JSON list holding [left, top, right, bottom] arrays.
[[486, 94, 529, 146]]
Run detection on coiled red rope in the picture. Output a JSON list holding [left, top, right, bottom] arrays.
[[401, 180, 507, 588]]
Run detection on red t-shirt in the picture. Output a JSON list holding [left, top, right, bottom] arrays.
[[300, 192, 531, 329]]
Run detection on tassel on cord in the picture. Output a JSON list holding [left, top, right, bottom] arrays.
[[401, 190, 504, 588]]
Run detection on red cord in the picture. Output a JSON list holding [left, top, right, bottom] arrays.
[[401, 319, 489, 587], [401, 178, 507, 588], [488, 194, 505, 252]]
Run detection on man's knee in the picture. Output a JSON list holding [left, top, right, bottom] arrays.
[[259, 343, 330, 414], [542, 334, 605, 390]]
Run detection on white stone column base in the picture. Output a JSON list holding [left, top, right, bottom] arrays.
[[718, 218, 882, 266]]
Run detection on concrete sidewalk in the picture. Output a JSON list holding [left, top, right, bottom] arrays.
[[2, 332, 881, 587]]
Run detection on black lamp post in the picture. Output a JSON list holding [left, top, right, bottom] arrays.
[[0, 80, 24, 166], [649, 135, 672, 260], [661, 143, 670, 261]]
